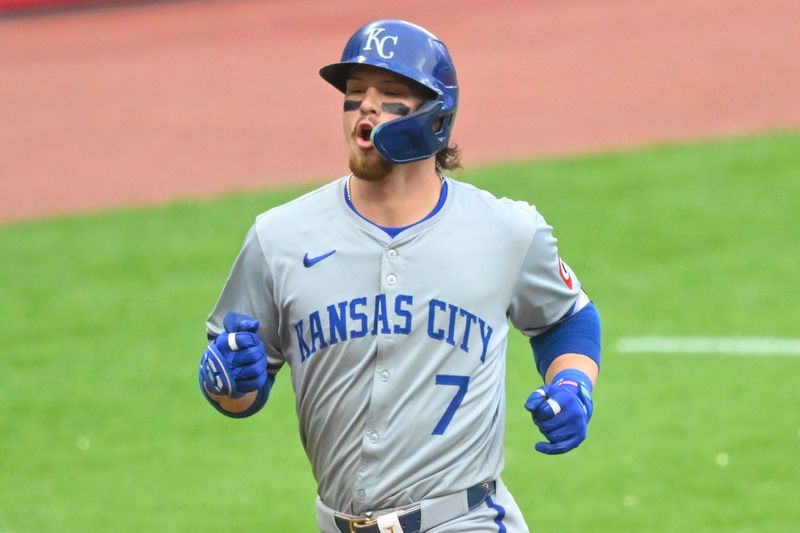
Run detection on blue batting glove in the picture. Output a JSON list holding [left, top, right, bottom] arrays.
[[223, 311, 260, 335], [199, 311, 268, 399], [525, 369, 594, 455]]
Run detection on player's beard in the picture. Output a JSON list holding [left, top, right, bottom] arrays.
[[349, 147, 394, 181]]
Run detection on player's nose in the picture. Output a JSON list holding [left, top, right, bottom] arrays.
[[359, 87, 381, 115]]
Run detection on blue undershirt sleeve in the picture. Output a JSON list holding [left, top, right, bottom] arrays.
[[530, 302, 601, 378]]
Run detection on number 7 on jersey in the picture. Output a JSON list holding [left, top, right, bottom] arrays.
[[432, 374, 470, 435]]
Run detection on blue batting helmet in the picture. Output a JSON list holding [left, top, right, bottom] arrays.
[[319, 19, 459, 164]]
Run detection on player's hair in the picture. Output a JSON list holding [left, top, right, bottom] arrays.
[[436, 143, 462, 173]]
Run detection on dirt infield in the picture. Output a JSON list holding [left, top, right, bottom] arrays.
[[2, 0, 799, 223]]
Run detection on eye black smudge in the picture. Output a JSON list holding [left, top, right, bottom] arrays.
[[343, 99, 362, 112], [344, 100, 411, 116], [382, 103, 411, 116]]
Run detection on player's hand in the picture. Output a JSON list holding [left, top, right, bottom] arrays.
[[199, 311, 268, 399], [524, 370, 593, 455]]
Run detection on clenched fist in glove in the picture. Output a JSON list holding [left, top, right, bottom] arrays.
[[525, 369, 594, 455], [199, 312, 268, 399]]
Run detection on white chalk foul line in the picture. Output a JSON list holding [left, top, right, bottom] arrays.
[[617, 337, 800, 356]]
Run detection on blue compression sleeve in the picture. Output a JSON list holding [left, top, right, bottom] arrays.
[[530, 302, 601, 378]]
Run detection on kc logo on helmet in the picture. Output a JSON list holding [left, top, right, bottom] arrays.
[[363, 27, 399, 59]]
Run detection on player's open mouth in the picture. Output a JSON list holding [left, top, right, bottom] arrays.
[[355, 121, 374, 149]]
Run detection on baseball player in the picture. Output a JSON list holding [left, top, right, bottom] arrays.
[[199, 19, 601, 533]]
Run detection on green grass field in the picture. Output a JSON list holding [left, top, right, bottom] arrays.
[[2, 131, 799, 532]]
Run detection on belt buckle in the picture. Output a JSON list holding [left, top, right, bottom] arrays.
[[348, 516, 374, 532], [466, 480, 495, 510]]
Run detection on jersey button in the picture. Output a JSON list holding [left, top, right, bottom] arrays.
[[379, 370, 390, 382], [386, 274, 397, 285], [355, 489, 366, 500], [368, 431, 379, 443], [387, 249, 398, 259]]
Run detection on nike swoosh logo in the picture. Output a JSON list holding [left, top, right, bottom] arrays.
[[303, 250, 336, 268]]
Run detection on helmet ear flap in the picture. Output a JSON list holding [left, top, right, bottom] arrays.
[[372, 101, 447, 163], [434, 111, 456, 137]]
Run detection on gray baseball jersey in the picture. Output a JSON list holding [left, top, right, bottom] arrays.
[[207, 175, 587, 515]]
